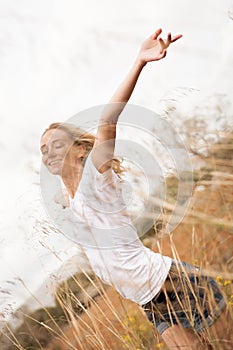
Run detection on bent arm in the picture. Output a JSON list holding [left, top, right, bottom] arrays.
[[92, 28, 182, 173]]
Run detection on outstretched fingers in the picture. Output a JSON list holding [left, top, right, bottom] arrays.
[[167, 32, 172, 45], [150, 29, 182, 47], [159, 37, 166, 51], [159, 33, 172, 51], [151, 28, 162, 40], [159, 32, 182, 52], [171, 34, 183, 43]]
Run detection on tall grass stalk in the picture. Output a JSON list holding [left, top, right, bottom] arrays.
[[1, 130, 233, 349]]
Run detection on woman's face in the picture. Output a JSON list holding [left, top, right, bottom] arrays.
[[40, 129, 74, 175]]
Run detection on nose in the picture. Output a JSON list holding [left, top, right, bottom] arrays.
[[42, 145, 57, 165], [47, 146, 57, 158]]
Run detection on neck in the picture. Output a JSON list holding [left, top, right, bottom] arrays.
[[61, 163, 84, 199]]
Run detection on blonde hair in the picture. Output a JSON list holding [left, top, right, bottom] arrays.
[[42, 122, 124, 174]]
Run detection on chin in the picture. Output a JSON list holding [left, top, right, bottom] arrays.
[[48, 165, 62, 176]]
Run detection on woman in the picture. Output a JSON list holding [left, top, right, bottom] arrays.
[[40, 29, 230, 349]]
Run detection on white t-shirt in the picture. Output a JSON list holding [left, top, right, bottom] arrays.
[[65, 152, 172, 305]]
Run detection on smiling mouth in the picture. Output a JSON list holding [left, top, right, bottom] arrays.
[[48, 160, 62, 166]]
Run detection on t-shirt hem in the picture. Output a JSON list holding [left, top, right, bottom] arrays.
[[137, 257, 172, 306]]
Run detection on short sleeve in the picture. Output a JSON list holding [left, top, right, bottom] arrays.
[[77, 151, 130, 215], [80, 151, 121, 191]]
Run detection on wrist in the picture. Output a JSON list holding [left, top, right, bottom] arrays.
[[134, 57, 147, 70]]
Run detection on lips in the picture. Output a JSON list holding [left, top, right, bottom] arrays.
[[48, 160, 62, 166]]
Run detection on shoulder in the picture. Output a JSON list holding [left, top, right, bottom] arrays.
[[83, 151, 120, 185]]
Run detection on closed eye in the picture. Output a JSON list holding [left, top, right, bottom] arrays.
[[55, 143, 65, 149], [40, 138, 67, 155]]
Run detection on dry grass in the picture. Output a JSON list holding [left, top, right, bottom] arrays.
[[1, 130, 233, 350]]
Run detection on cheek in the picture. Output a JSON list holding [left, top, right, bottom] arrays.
[[62, 149, 70, 158], [58, 145, 71, 157], [63, 146, 76, 160], [42, 154, 48, 165]]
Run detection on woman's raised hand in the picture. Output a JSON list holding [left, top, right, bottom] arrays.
[[93, 28, 182, 173], [137, 28, 182, 64]]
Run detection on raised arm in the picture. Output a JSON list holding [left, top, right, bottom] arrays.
[[92, 28, 182, 173]]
